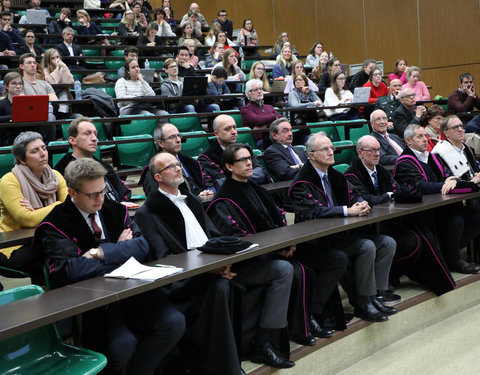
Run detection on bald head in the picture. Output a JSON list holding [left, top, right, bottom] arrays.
[[149, 152, 184, 192], [357, 135, 381, 170], [370, 109, 389, 135], [389, 78, 402, 97], [213, 114, 238, 147], [190, 2, 199, 11]]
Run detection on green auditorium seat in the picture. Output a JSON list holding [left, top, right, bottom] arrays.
[[170, 115, 203, 132], [180, 131, 209, 158], [113, 134, 156, 168]]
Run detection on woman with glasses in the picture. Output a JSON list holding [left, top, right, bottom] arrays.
[[306, 42, 324, 68], [274, 32, 298, 57], [16, 30, 44, 56], [363, 67, 389, 103], [317, 58, 343, 92], [403, 66, 430, 101], [0, 72, 24, 134], [0, 131, 67, 284], [118, 9, 142, 36], [205, 42, 224, 68], [324, 70, 359, 120], [284, 60, 318, 95], [421, 104, 446, 151]]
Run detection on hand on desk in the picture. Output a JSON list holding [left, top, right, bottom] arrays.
[[211, 264, 237, 279], [348, 201, 371, 217], [441, 177, 458, 194]]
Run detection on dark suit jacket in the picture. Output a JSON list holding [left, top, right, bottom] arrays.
[[15, 44, 44, 56], [55, 42, 83, 57], [374, 94, 400, 120], [264, 142, 308, 181], [391, 104, 420, 137], [371, 131, 405, 166]]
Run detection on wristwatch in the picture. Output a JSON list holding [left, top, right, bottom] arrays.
[[89, 248, 99, 258]]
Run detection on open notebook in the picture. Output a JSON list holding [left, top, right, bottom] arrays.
[[105, 257, 183, 281]]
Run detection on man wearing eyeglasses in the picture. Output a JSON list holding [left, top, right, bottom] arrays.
[[212, 9, 233, 39], [140, 122, 214, 197], [391, 88, 425, 136], [35, 158, 186, 375], [136, 151, 293, 373], [345, 135, 455, 296], [54, 117, 137, 208], [394, 124, 480, 274], [370, 109, 405, 166], [289, 132, 397, 323]]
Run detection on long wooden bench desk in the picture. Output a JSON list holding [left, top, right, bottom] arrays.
[[0, 191, 478, 340]]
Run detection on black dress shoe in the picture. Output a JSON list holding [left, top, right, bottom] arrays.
[[250, 342, 295, 368], [450, 259, 480, 274], [290, 333, 316, 346], [370, 296, 398, 315], [376, 291, 401, 306], [310, 316, 334, 338], [354, 302, 388, 322]]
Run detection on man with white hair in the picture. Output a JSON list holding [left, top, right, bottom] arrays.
[[241, 79, 281, 148], [180, 2, 208, 27], [391, 88, 425, 136], [370, 109, 405, 166], [374, 78, 402, 125]]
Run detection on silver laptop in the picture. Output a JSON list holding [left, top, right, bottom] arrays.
[[26, 9, 47, 25], [140, 69, 155, 83], [352, 87, 371, 104], [270, 80, 287, 93]]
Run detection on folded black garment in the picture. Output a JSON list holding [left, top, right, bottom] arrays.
[[197, 236, 253, 255]]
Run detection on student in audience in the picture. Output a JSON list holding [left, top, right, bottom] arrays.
[[391, 88, 425, 136], [180, 9, 202, 37], [263, 117, 308, 181], [345, 135, 455, 296], [35, 158, 185, 374], [116, 46, 139, 77], [76, 9, 111, 48], [447, 73, 480, 114], [212, 9, 233, 39], [388, 58, 408, 84], [140, 122, 214, 197], [272, 45, 297, 79], [274, 32, 298, 57], [19, 53, 56, 139], [205, 41, 224, 68], [0, 11, 24, 44], [0, 72, 23, 126], [182, 39, 199, 67], [422, 104, 447, 151], [109, 0, 134, 12], [215, 30, 236, 48], [137, 151, 294, 371], [288, 73, 323, 139], [54, 27, 84, 69], [204, 21, 221, 46], [363, 67, 389, 103], [176, 45, 197, 76], [311, 51, 329, 80], [249, 61, 270, 91], [393, 124, 480, 274], [137, 22, 165, 56], [306, 42, 324, 67], [323, 70, 360, 121], [117, 9, 142, 36], [178, 23, 200, 49], [207, 143, 346, 347], [132, 1, 148, 29], [0, 20, 15, 57], [198, 114, 270, 190], [47, 8, 72, 44], [115, 58, 167, 116], [370, 109, 405, 166], [163, 5, 176, 28], [0, 132, 67, 284], [317, 58, 342, 92], [289, 132, 398, 322], [237, 17, 258, 47], [350, 58, 376, 89], [31, 0, 50, 16], [284, 60, 318, 95], [161, 57, 195, 113], [374, 78, 402, 126], [206, 66, 243, 110], [180, 2, 208, 27], [16, 30, 44, 56], [241, 79, 281, 149], [403, 66, 430, 101], [154, 8, 176, 37], [214, 48, 246, 84], [54, 117, 136, 207]]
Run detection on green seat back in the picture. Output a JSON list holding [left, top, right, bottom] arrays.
[[82, 48, 100, 57], [244, 59, 257, 70], [306, 121, 340, 141], [334, 119, 367, 141], [349, 123, 371, 142], [332, 140, 356, 165], [253, 148, 265, 168], [113, 134, 156, 168], [236, 127, 257, 149], [180, 131, 209, 158], [97, 86, 116, 98], [146, 60, 163, 69], [111, 49, 125, 57], [332, 163, 350, 173], [0, 146, 14, 179], [213, 110, 242, 127], [120, 118, 157, 137], [0, 285, 107, 375], [105, 59, 124, 70], [170, 115, 202, 132]]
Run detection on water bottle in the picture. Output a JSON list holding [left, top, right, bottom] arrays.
[[239, 46, 245, 70], [329, 52, 334, 60], [48, 102, 54, 114], [144, 59, 150, 69], [74, 79, 82, 100]]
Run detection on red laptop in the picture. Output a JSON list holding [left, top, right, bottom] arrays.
[[12, 95, 49, 122]]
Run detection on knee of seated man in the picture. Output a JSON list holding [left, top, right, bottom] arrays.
[[269, 259, 294, 282]]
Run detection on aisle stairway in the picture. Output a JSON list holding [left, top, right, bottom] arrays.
[[243, 274, 480, 375]]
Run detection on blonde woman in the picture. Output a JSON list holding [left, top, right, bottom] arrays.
[[118, 9, 142, 36], [272, 45, 297, 79], [249, 61, 270, 92]]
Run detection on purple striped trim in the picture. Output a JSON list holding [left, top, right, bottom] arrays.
[[288, 180, 330, 207], [394, 228, 420, 262], [449, 188, 473, 194], [293, 260, 309, 338], [206, 198, 257, 234], [430, 153, 445, 180], [394, 155, 428, 181]]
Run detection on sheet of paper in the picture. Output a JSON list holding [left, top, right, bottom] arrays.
[[105, 257, 183, 280]]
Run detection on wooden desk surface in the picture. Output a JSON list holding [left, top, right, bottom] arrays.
[[0, 191, 478, 340]]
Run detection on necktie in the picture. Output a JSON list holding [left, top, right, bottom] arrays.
[[322, 174, 335, 205], [385, 134, 402, 155], [182, 169, 192, 193], [287, 146, 302, 165], [89, 213, 102, 244], [372, 171, 379, 191]]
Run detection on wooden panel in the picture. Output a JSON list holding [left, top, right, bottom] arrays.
[[419, 0, 480, 68], [315, 0, 364, 68], [232, 0, 275, 48], [422, 64, 480, 98], [364, 0, 419, 75], [273, 0, 317, 56]]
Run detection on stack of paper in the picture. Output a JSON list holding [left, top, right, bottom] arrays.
[[105, 257, 183, 281]]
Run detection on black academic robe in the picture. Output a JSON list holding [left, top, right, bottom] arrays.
[[345, 157, 456, 295], [135, 188, 242, 375], [206, 178, 320, 339]]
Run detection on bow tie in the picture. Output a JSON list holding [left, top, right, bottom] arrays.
[[171, 194, 187, 202]]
